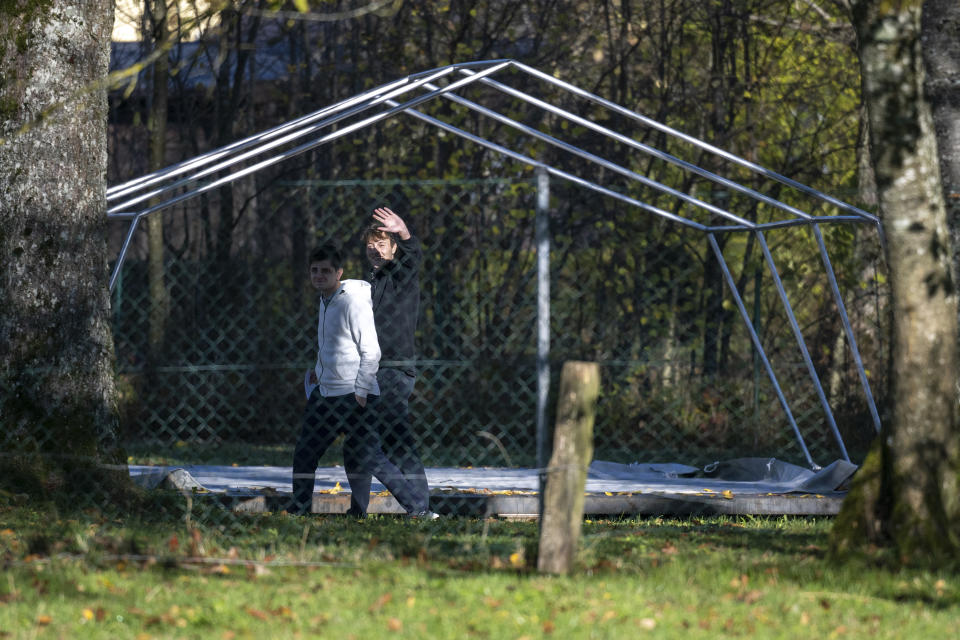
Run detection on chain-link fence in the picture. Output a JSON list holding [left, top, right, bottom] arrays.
[[110, 178, 885, 486]]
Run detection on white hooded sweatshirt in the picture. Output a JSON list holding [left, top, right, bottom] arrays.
[[312, 279, 381, 398]]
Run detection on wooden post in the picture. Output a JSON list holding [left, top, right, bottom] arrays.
[[537, 361, 600, 574]]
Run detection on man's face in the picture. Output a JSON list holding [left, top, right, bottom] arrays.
[[365, 236, 396, 269], [309, 259, 343, 296]]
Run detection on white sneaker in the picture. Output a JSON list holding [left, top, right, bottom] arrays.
[[408, 510, 440, 520]]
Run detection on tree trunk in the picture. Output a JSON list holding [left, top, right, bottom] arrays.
[[0, 0, 124, 495], [921, 0, 960, 289], [147, 0, 171, 362], [831, 0, 960, 563]]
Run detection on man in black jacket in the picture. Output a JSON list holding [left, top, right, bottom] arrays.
[[344, 207, 433, 518]]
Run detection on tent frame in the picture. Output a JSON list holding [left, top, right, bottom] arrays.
[[106, 59, 882, 469]]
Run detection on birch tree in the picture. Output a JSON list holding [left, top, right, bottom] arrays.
[[831, 0, 960, 563]]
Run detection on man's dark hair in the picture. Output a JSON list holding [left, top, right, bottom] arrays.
[[309, 242, 343, 269], [363, 223, 396, 245]]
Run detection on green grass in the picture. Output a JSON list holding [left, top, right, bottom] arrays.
[[2, 495, 958, 639]]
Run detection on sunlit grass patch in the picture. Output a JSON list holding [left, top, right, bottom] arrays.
[[2, 503, 959, 639]]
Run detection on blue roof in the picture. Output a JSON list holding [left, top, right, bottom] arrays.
[[111, 23, 300, 91]]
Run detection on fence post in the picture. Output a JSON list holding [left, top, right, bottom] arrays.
[[538, 361, 599, 574]]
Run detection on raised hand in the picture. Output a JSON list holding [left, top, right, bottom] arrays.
[[373, 207, 411, 240]]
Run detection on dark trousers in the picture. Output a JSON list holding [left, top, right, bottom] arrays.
[[290, 391, 419, 515], [345, 368, 429, 515]]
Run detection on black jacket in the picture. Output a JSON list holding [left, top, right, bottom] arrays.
[[369, 235, 421, 373]]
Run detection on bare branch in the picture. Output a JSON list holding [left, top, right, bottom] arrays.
[[241, 0, 399, 22]]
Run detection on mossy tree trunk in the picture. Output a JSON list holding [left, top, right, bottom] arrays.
[[831, 0, 960, 563], [0, 0, 124, 498]]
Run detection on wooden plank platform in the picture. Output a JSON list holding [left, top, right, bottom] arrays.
[[212, 490, 844, 518]]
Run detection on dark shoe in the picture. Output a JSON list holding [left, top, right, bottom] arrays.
[[283, 498, 311, 516], [344, 506, 367, 519]]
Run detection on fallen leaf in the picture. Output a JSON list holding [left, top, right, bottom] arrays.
[[369, 593, 393, 612], [246, 608, 269, 621], [721, 490, 734, 499], [387, 618, 402, 631], [319, 482, 343, 495], [638, 618, 656, 630], [36, 615, 52, 626]]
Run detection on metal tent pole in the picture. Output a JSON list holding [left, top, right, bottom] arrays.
[[390, 102, 707, 230], [419, 80, 756, 229], [708, 233, 818, 469], [460, 71, 819, 224], [107, 60, 511, 202], [812, 224, 883, 433], [109, 215, 144, 292], [536, 167, 551, 486], [756, 231, 850, 461], [508, 60, 878, 226], [108, 64, 489, 216]]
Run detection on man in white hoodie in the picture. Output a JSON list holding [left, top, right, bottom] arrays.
[[289, 243, 420, 516]]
